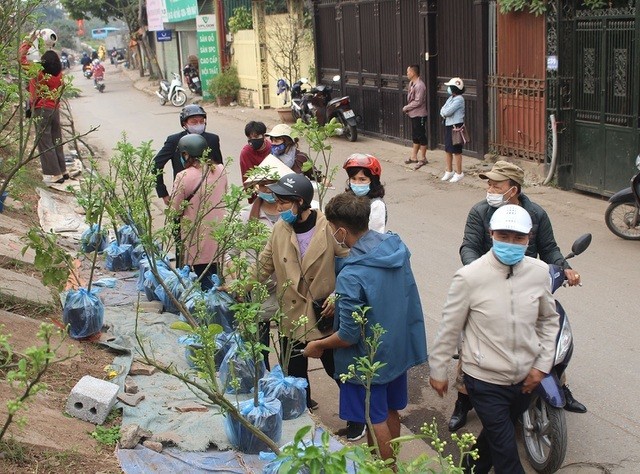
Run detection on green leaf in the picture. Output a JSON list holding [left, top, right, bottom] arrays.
[[170, 321, 194, 332]]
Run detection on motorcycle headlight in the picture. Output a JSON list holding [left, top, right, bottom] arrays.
[[554, 316, 572, 365]]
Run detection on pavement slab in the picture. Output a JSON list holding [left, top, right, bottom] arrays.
[[0, 267, 54, 306]]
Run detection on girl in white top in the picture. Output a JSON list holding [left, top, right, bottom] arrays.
[[343, 154, 387, 233]]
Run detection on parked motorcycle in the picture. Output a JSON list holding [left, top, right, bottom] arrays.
[[520, 233, 592, 474], [183, 64, 202, 95], [290, 75, 360, 142], [605, 155, 640, 240], [156, 73, 188, 107]]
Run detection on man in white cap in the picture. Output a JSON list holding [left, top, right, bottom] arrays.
[[429, 205, 560, 474]]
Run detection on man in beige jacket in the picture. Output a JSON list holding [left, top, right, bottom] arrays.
[[429, 205, 560, 474]]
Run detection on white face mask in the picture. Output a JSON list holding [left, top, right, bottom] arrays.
[[186, 123, 205, 134], [486, 186, 515, 208]]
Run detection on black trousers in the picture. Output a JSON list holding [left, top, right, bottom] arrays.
[[464, 374, 532, 474], [191, 263, 218, 291], [280, 337, 337, 408]]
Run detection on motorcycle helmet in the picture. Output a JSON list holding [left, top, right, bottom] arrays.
[[343, 153, 382, 177], [179, 104, 207, 127], [489, 204, 532, 234], [267, 173, 314, 206], [178, 133, 208, 159], [39, 28, 57, 49], [92, 59, 100, 66]]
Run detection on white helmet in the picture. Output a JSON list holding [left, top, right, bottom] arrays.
[[39, 28, 57, 49], [490, 205, 532, 234], [92, 58, 100, 66]]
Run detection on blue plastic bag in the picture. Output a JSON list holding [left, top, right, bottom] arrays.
[[203, 287, 236, 331], [154, 265, 194, 314], [224, 393, 282, 454], [80, 224, 108, 253], [220, 342, 266, 394], [117, 224, 139, 246], [63, 287, 104, 339], [179, 331, 240, 371], [131, 243, 146, 269], [104, 242, 133, 272], [258, 365, 308, 420], [142, 260, 172, 302]]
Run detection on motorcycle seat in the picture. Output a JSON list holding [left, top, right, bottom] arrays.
[[328, 96, 349, 107]]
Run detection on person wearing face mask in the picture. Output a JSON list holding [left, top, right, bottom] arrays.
[[303, 192, 427, 463], [154, 104, 223, 205], [343, 154, 387, 233], [240, 121, 272, 199], [450, 160, 586, 433], [265, 124, 322, 182], [430, 205, 560, 474], [255, 173, 348, 413], [439, 77, 466, 182], [169, 134, 227, 290]]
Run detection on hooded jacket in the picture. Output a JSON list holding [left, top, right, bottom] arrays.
[[334, 231, 428, 384]]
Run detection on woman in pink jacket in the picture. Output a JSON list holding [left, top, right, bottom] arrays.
[[170, 134, 227, 290]]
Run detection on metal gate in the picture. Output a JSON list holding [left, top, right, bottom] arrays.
[[548, 0, 640, 195], [313, 0, 489, 156]]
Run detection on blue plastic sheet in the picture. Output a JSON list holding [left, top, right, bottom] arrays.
[[80, 224, 108, 253], [92, 277, 118, 288], [258, 365, 308, 420], [63, 287, 104, 339], [224, 394, 282, 454], [220, 342, 266, 394], [105, 241, 133, 272]]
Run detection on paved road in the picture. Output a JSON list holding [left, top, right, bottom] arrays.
[[68, 63, 639, 472]]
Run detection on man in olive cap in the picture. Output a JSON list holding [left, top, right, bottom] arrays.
[[446, 160, 586, 433]]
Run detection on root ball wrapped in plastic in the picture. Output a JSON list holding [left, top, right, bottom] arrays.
[[80, 224, 108, 253], [220, 343, 266, 394], [104, 242, 133, 272], [224, 394, 282, 454], [258, 365, 308, 420], [63, 288, 104, 339]]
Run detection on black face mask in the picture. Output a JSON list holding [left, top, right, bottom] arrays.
[[249, 138, 264, 151]]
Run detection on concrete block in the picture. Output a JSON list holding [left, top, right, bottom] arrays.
[[66, 375, 119, 424]]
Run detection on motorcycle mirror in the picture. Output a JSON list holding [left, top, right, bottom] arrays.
[[566, 233, 592, 259], [332, 75, 341, 82], [635, 154, 640, 170]]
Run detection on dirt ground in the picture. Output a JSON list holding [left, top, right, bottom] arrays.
[[0, 167, 123, 473]]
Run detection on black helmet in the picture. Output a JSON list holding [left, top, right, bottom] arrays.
[[267, 173, 314, 205], [179, 104, 207, 126], [178, 134, 208, 158]]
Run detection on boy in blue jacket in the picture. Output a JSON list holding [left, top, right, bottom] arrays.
[[303, 192, 427, 464]]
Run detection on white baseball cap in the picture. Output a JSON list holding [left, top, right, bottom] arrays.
[[444, 77, 465, 90], [490, 205, 532, 234]]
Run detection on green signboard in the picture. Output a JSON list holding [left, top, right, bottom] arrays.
[[196, 15, 220, 100], [165, 0, 197, 22]]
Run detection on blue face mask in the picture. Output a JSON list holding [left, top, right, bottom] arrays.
[[447, 86, 453, 95], [279, 208, 298, 224], [492, 239, 527, 266], [271, 143, 286, 156], [258, 191, 276, 203], [350, 183, 370, 197]]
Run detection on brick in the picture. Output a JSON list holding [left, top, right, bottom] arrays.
[[117, 392, 145, 407], [129, 361, 156, 376], [65, 375, 119, 424], [174, 402, 208, 413], [142, 440, 163, 453], [124, 376, 139, 394], [119, 424, 152, 449], [136, 300, 163, 313]]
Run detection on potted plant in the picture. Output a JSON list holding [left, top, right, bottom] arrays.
[[208, 65, 240, 106]]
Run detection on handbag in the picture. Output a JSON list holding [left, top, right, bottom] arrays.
[[452, 124, 470, 146]]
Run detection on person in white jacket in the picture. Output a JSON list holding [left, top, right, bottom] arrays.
[[428, 205, 560, 474]]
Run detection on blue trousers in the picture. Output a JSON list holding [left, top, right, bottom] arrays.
[[464, 374, 532, 474]]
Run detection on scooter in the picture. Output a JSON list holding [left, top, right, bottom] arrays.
[[60, 53, 70, 70], [520, 233, 592, 474], [94, 77, 105, 93], [156, 72, 187, 107], [183, 64, 202, 95], [291, 75, 360, 142], [83, 64, 93, 79], [605, 155, 640, 240]]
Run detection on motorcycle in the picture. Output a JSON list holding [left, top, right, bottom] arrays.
[[83, 64, 93, 79], [94, 78, 105, 93], [183, 64, 202, 95], [60, 53, 70, 70], [520, 233, 592, 474], [605, 155, 640, 240], [156, 72, 188, 107], [290, 75, 360, 142]]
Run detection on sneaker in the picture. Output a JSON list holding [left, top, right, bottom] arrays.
[[308, 399, 319, 410], [345, 421, 366, 441], [449, 172, 464, 183], [441, 171, 455, 181]]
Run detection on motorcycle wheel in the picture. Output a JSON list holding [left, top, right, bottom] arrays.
[[604, 201, 640, 240], [339, 115, 358, 142], [158, 95, 167, 106], [171, 91, 187, 107], [521, 395, 567, 474]]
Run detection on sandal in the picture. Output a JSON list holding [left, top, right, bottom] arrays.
[[414, 160, 428, 170], [404, 158, 418, 164]]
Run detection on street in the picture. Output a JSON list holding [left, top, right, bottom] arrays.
[[68, 63, 639, 472]]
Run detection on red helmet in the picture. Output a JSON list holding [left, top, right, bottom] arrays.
[[343, 153, 382, 177]]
